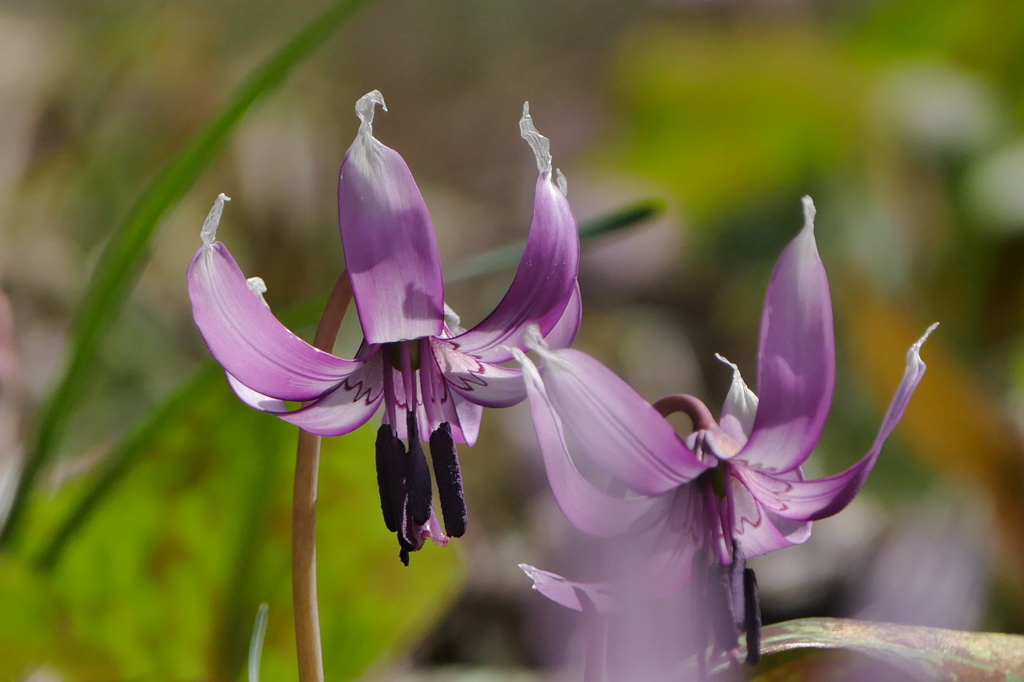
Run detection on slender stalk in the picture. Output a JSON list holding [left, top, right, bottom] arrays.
[[293, 273, 351, 682]]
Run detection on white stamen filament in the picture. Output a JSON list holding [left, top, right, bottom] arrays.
[[520, 102, 552, 174], [201, 193, 231, 247]]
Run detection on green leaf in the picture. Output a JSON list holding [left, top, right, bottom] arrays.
[[0, 0, 368, 549], [718, 618, 1024, 681]]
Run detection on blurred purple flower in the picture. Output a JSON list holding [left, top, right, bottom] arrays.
[[514, 197, 935, 663], [188, 91, 581, 562]]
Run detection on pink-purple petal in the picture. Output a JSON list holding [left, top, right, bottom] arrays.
[[729, 472, 811, 559], [738, 324, 935, 522], [338, 92, 444, 344], [277, 350, 385, 436], [537, 348, 708, 496], [188, 242, 361, 401], [430, 338, 527, 409], [519, 564, 620, 614], [518, 349, 669, 538], [452, 172, 580, 363], [736, 198, 835, 474], [542, 283, 583, 351]]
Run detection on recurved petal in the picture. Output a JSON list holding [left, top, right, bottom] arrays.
[[519, 564, 619, 614], [533, 347, 708, 496], [451, 110, 579, 363], [517, 349, 669, 537], [735, 197, 835, 474], [338, 91, 444, 344], [188, 241, 361, 401], [278, 350, 385, 436], [738, 324, 936, 522]]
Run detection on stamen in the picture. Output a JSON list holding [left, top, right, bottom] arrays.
[[406, 411, 433, 527], [374, 424, 407, 534], [200, 193, 231, 247], [429, 422, 467, 538], [743, 568, 761, 665], [519, 102, 552, 174]]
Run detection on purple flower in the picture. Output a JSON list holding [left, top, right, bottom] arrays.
[[513, 197, 934, 659], [188, 91, 581, 562]]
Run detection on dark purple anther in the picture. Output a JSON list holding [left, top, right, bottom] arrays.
[[406, 411, 433, 526], [429, 422, 467, 537], [374, 423, 407, 533], [743, 568, 761, 666]]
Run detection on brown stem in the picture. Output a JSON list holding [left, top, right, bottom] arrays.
[[293, 273, 352, 682]]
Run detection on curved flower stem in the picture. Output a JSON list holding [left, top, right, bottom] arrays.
[[293, 272, 352, 682]]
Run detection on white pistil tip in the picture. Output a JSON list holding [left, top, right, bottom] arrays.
[[801, 195, 816, 232], [246, 276, 269, 307], [520, 102, 552, 174], [355, 90, 387, 137], [201, 193, 231, 246]]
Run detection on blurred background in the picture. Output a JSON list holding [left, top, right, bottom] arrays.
[[1, 0, 1023, 679]]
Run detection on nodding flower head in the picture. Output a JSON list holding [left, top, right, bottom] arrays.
[[514, 197, 935, 666], [187, 91, 582, 563]]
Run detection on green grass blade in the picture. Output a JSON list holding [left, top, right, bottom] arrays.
[[0, 0, 368, 549], [444, 198, 665, 283]]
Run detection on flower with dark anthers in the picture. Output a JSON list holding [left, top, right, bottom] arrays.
[[187, 91, 581, 563], [513, 197, 936, 665]]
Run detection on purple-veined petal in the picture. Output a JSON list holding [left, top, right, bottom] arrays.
[[531, 345, 708, 496], [737, 324, 936, 522], [729, 470, 811, 559], [716, 354, 758, 446], [735, 197, 835, 474], [542, 283, 582, 351], [517, 348, 670, 538], [187, 200, 361, 401], [451, 105, 580, 363], [338, 91, 444, 344], [519, 564, 620, 614], [278, 350, 385, 436], [431, 337, 526, 409]]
